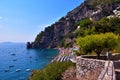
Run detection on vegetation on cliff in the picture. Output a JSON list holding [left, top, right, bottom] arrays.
[[77, 17, 120, 36], [34, 31, 44, 43], [74, 17, 120, 56], [30, 0, 120, 48], [29, 61, 75, 80], [59, 17, 120, 48], [86, 0, 119, 7]]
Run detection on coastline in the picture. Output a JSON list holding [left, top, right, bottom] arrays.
[[29, 48, 60, 80], [51, 47, 74, 62], [29, 47, 75, 80]]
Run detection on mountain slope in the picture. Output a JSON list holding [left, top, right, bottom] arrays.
[[28, 0, 120, 48]]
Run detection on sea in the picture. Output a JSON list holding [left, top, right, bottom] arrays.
[[0, 43, 58, 80]]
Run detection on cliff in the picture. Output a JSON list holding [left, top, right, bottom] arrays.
[[28, 0, 120, 48]]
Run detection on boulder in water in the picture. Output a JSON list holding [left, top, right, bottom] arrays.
[[27, 42, 32, 49]]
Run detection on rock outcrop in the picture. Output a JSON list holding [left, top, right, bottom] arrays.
[[26, 42, 32, 49], [30, 0, 120, 48]]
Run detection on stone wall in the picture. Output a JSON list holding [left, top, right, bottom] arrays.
[[76, 57, 116, 80], [76, 57, 105, 80]]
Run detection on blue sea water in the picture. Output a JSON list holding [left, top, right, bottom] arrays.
[[0, 43, 58, 80]]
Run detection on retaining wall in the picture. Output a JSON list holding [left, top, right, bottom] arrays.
[[76, 57, 116, 80]]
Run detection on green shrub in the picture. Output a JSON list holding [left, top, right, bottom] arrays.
[[77, 18, 92, 28], [73, 50, 81, 56], [77, 33, 119, 56], [75, 17, 120, 38], [29, 61, 75, 80], [94, 17, 120, 34]]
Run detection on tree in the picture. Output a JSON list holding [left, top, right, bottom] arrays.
[[77, 33, 119, 59], [78, 18, 92, 28], [94, 17, 120, 34]]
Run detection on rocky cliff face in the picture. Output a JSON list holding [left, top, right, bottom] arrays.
[[29, 0, 120, 48]]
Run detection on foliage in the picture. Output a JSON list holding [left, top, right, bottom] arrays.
[[65, 33, 76, 39], [84, 27, 96, 36], [59, 17, 120, 51], [75, 17, 120, 38], [94, 17, 120, 34], [77, 18, 92, 28], [75, 18, 96, 37], [34, 31, 44, 43], [59, 17, 120, 49], [64, 42, 72, 48], [30, 61, 75, 80], [86, 0, 119, 9], [75, 26, 96, 37], [34, 26, 54, 44], [59, 39, 73, 48], [77, 33, 119, 55], [73, 50, 81, 56], [75, 27, 86, 37], [59, 39, 65, 47]]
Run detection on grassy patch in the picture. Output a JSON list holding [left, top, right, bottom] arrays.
[[29, 61, 75, 80]]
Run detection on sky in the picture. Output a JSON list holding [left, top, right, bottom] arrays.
[[0, 0, 83, 43]]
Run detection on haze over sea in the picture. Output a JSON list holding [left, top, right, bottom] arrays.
[[0, 43, 58, 80]]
